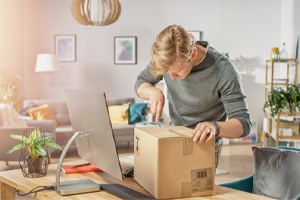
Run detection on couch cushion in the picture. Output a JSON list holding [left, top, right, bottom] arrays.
[[129, 103, 148, 124], [108, 104, 130, 125], [252, 146, 300, 200], [24, 99, 70, 126], [27, 104, 58, 124]]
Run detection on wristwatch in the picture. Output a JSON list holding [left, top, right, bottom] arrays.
[[211, 122, 220, 137]]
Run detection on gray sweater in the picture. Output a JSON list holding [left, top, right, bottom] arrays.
[[135, 42, 252, 137]]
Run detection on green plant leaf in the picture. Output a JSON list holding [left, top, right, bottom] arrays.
[[43, 136, 54, 142], [7, 127, 62, 158], [264, 85, 300, 117], [7, 143, 26, 154], [27, 145, 35, 158], [45, 141, 63, 150], [9, 134, 29, 143], [36, 145, 47, 157]]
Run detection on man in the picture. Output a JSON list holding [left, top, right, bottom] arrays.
[[134, 24, 251, 166]]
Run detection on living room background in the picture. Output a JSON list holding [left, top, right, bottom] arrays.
[[0, 0, 299, 135]]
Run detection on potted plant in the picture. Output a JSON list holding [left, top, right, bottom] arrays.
[[263, 85, 300, 117], [7, 128, 63, 177]]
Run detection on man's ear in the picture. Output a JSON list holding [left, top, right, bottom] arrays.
[[191, 47, 198, 59]]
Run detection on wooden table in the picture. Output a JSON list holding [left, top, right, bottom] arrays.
[[0, 160, 274, 200]]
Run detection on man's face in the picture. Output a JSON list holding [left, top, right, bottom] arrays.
[[167, 59, 193, 80]]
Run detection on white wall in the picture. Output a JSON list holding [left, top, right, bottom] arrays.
[[1, 0, 299, 135]]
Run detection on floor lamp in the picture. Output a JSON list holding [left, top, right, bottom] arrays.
[[35, 54, 60, 97]]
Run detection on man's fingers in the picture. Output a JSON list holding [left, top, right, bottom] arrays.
[[192, 125, 206, 143], [155, 102, 163, 122], [192, 123, 216, 144], [150, 101, 157, 116], [198, 126, 211, 143]]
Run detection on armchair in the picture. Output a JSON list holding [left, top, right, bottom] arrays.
[[219, 175, 253, 193], [219, 146, 300, 199]]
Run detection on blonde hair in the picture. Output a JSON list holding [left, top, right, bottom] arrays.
[[150, 25, 195, 78]]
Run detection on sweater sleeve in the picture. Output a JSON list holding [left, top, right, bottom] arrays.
[[134, 63, 162, 95], [218, 62, 252, 137]]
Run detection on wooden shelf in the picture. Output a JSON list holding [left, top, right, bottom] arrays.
[[263, 58, 299, 146], [266, 58, 299, 62], [269, 130, 300, 142]]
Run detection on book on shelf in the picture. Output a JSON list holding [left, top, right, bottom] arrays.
[[61, 163, 102, 174]]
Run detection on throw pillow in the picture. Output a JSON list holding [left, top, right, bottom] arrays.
[[108, 103, 130, 125], [19, 101, 38, 116], [129, 103, 148, 124], [27, 104, 58, 124], [252, 146, 300, 200]]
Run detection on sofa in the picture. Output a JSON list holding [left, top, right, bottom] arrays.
[[22, 98, 139, 149]]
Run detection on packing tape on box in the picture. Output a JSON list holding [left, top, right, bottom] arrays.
[[182, 137, 193, 155], [169, 129, 193, 155]]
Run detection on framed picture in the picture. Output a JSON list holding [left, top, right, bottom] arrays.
[[188, 30, 203, 41], [114, 36, 137, 64], [55, 34, 76, 62]]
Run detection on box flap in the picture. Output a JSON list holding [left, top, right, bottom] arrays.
[[168, 126, 193, 137], [135, 126, 193, 138]]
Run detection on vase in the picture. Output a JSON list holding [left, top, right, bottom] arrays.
[[19, 152, 50, 178]]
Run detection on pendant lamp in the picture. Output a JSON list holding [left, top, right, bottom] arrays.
[[71, 0, 121, 26]]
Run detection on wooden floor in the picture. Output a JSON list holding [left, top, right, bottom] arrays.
[[0, 142, 259, 199], [215, 142, 256, 184]]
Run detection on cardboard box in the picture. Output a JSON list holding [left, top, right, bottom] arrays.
[[134, 126, 215, 199]]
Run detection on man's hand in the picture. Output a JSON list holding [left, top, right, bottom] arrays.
[[148, 88, 165, 122], [137, 82, 165, 123], [191, 122, 219, 144]]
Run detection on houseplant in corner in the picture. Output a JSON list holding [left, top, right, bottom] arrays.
[[263, 85, 300, 117], [7, 128, 63, 178]]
